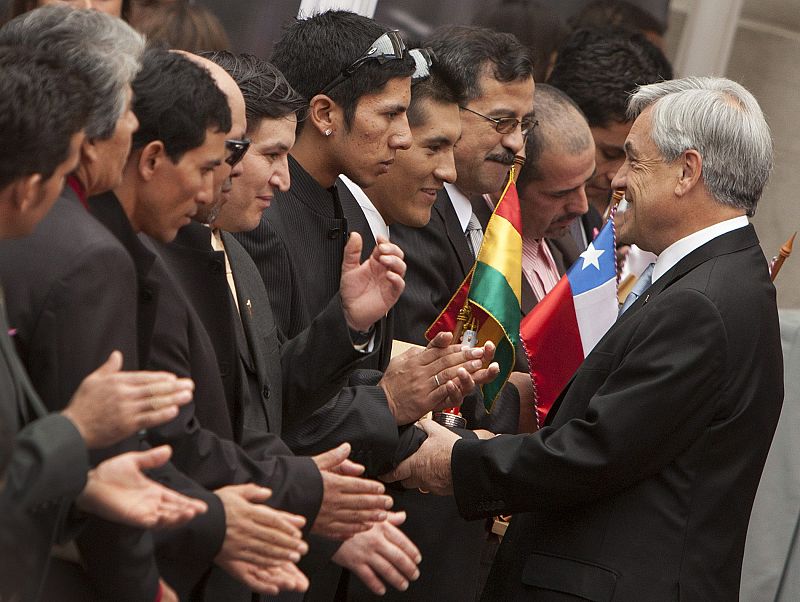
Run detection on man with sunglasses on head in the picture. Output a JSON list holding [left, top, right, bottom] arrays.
[[234, 10, 499, 599]]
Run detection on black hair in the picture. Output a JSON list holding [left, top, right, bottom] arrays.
[[0, 45, 90, 189], [270, 10, 415, 134], [407, 64, 462, 128], [424, 25, 534, 104], [517, 84, 591, 185], [569, 0, 667, 37], [201, 51, 306, 131], [547, 27, 672, 127], [477, 0, 567, 84], [131, 46, 231, 162]]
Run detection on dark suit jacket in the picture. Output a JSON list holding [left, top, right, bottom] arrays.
[[0, 185, 160, 602], [88, 193, 242, 599], [233, 156, 423, 477], [0, 295, 89, 601], [452, 225, 784, 601], [384, 187, 522, 601]]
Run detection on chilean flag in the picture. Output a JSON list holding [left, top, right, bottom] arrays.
[[520, 219, 618, 424]]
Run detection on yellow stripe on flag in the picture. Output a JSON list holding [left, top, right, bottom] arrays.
[[477, 214, 522, 305]]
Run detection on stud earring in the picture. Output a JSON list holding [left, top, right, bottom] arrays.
[[324, 128, 333, 137]]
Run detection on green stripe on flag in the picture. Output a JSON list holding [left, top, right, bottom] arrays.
[[470, 262, 520, 346], [481, 338, 514, 410]]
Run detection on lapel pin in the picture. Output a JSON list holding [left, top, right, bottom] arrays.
[[246, 299, 253, 317]]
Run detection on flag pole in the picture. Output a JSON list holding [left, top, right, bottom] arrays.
[[770, 232, 796, 282]]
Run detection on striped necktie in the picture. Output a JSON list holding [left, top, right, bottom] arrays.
[[465, 212, 484, 258]]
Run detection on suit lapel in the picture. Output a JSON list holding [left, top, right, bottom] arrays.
[[337, 180, 377, 261], [438, 189, 474, 276]]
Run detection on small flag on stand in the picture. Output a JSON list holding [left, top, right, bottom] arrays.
[[426, 166, 523, 411], [520, 216, 619, 425]]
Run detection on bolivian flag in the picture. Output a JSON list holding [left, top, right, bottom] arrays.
[[425, 169, 522, 411]]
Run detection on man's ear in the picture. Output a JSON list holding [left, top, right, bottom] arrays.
[[307, 94, 341, 137], [675, 149, 702, 197], [137, 141, 167, 181], [14, 173, 44, 214]]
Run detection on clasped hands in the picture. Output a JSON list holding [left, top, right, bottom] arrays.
[[380, 332, 500, 425]]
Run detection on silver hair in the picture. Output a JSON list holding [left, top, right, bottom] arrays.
[[0, 5, 144, 140], [627, 76, 773, 216]]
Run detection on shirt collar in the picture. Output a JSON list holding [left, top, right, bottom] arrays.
[[445, 183, 473, 233], [338, 175, 390, 241], [652, 215, 749, 283]]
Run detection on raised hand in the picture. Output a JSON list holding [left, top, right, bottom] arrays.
[[311, 442, 393, 540], [62, 350, 194, 449], [214, 483, 308, 594], [379, 332, 500, 425], [76, 445, 207, 529], [381, 419, 460, 495], [332, 511, 422, 595], [340, 233, 406, 332]]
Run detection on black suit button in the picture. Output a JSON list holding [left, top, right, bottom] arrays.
[[262, 385, 270, 399], [141, 287, 153, 302], [210, 260, 223, 273], [327, 227, 342, 239], [219, 361, 229, 377]]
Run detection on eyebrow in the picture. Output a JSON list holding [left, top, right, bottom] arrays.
[[205, 159, 223, 168], [421, 135, 454, 146], [267, 143, 291, 152], [624, 140, 637, 157], [386, 103, 407, 113]]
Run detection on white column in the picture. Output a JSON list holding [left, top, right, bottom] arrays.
[[673, 0, 745, 77], [298, 0, 378, 18]]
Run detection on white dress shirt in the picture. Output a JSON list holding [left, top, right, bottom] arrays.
[[339, 174, 390, 241], [652, 215, 749, 283]]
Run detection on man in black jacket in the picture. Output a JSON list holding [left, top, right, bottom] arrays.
[[0, 42, 205, 602], [387, 76, 784, 602]]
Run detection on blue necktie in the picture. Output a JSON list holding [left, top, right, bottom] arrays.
[[619, 263, 655, 316]]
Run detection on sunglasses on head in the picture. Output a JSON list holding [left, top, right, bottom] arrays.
[[320, 30, 407, 95], [410, 47, 436, 83], [225, 138, 251, 167]]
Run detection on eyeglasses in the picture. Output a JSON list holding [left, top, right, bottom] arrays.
[[320, 30, 407, 95], [410, 47, 436, 83], [459, 106, 539, 136], [225, 138, 250, 167]]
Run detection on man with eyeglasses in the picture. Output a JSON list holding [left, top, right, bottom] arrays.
[[234, 10, 500, 599]]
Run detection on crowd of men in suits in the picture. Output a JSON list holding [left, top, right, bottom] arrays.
[[0, 4, 784, 602]]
